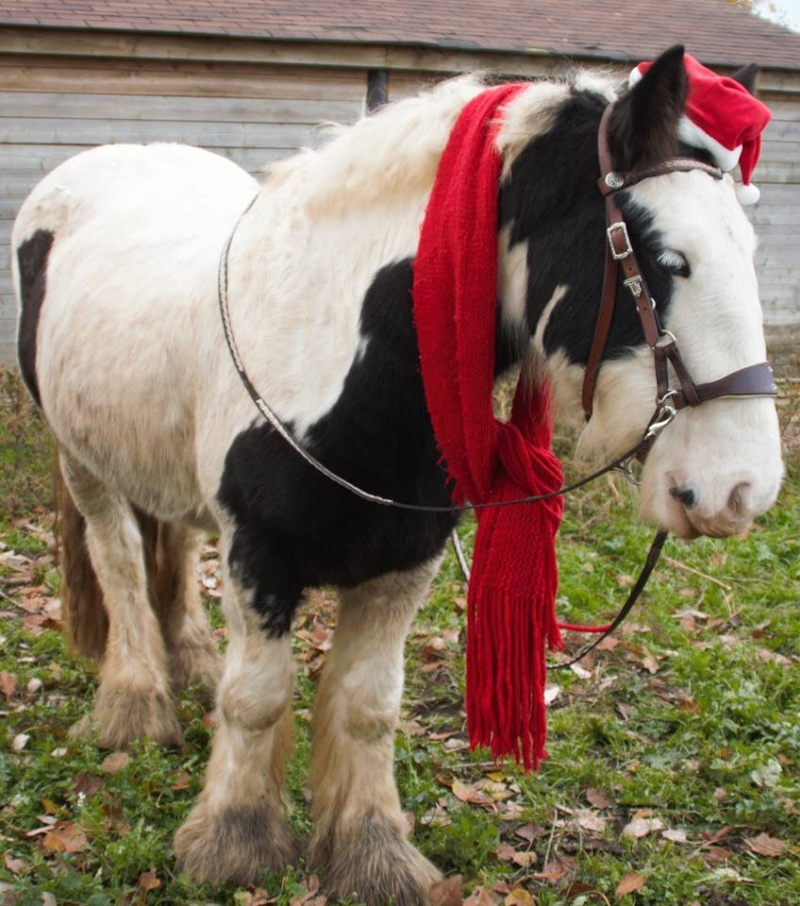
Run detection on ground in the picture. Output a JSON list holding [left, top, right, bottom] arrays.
[[0, 365, 798, 906]]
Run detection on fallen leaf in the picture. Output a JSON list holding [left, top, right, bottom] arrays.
[[451, 780, 494, 806], [0, 670, 18, 699], [586, 788, 613, 809], [12, 733, 30, 751], [575, 810, 607, 834], [138, 868, 161, 892], [464, 888, 499, 905], [746, 833, 786, 858], [429, 875, 462, 906], [514, 823, 548, 843], [42, 821, 89, 854], [662, 828, 688, 843], [641, 655, 660, 675], [622, 817, 664, 838], [496, 843, 516, 862], [101, 751, 131, 773], [511, 851, 538, 868], [504, 888, 534, 906], [615, 873, 646, 898], [4, 853, 30, 874]]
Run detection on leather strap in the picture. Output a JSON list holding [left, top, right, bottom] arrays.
[[583, 102, 777, 429]]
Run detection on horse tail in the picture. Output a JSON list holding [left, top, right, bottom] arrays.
[[54, 459, 109, 659], [55, 458, 165, 660]]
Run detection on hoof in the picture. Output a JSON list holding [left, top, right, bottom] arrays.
[[174, 802, 299, 886], [88, 685, 181, 748], [310, 812, 442, 906]]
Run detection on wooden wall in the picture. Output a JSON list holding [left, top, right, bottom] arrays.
[[749, 88, 800, 368], [0, 54, 367, 365], [1, 43, 797, 372]]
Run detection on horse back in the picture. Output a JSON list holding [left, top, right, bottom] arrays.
[[12, 143, 258, 521]]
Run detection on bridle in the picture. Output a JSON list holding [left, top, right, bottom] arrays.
[[218, 100, 779, 666], [582, 104, 778, 449]]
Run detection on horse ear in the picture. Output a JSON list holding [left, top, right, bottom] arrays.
[[608, 45, 688, 171], [732, 62, 759, 94]]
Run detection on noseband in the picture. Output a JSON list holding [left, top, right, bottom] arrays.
[[582, 104, 778, 455]]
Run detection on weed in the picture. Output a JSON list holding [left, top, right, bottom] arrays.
[[1, 369, 798, 904]]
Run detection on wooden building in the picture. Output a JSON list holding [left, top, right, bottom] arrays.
[[1, 0, 798, 366]]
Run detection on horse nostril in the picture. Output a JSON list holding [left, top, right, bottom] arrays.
[[670, 484, 698, 509], [727, 481, 752, 518]]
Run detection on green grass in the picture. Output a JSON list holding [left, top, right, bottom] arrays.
[[1, 367, 798, 905]]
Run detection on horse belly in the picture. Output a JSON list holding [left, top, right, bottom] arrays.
[[13, 143, 258, 522]]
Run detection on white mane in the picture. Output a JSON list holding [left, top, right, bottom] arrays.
[[266, 75, 488, 212]]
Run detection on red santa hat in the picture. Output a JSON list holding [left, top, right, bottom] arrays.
[[630, 53, 772, 204]]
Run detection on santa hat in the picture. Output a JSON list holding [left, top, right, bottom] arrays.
[[630, 53, 772, 204]]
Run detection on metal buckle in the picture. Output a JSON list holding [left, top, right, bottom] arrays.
[[607, 221, 633, 259], [644, 390, 678, 440], [623, 275, 643, 298]]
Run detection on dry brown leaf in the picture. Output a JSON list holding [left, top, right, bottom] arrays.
[[429, 875, 463, 906], [137, 868, 161, 892], [504, 888, 534, 906], [586, 787, 613, 809], [514, 823, 548, 843], [4, 853, 30, 874], [575, 810, 607, 834], [496, 842, 516, 861], [451, 780, 494, 807], [42, 821, 89, 854], [511, 851, 538, 869], [622, 817, 664, 838], [101, 751, 131, 773], [615, 872, 646, 898], [746, 833, 786, 858], [0, 670, 18, 700]]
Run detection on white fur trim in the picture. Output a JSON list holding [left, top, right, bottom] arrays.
[[678, 116, 741, 171], [736, 182, 760, 205], [628, 66, 644, 88]]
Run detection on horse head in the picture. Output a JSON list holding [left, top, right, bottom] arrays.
[[498, 45, 783, 540]]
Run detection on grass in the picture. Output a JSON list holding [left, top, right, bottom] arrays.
[[0, 364, 798, 905]]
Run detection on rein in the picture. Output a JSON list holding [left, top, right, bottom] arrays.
[[218, 98, 778, 666]]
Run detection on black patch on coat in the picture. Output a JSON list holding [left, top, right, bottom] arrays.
[[219, 261, 468, 636], [499, 90, 680, 366], [16, 230, 55, 407]]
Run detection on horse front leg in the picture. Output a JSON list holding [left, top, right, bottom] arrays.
[[173, 529, 299, 885], [309, 560, 443, 906]]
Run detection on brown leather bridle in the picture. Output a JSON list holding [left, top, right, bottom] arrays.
[[582, 104, 778, 455]]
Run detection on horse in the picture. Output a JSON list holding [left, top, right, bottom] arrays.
[[11, 45, 783, 904]]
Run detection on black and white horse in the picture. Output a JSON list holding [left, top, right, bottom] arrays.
[[12, 46, 783, 904]]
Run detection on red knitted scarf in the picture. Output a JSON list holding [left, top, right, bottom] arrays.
[[413, 84, 565, 771]]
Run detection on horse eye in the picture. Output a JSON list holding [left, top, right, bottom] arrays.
[[657, 250, 691, 278]]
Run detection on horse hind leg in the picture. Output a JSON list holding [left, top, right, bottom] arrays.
[[308, 561, 443, 906], [146, 521, 221, 698], [58, 452, 181, 748]]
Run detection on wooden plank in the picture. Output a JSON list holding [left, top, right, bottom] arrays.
[[0, 90, 361, 125], [0, 116, 324, 149], [0, 56, 369, 101]]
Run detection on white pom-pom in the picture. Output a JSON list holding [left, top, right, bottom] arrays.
[[736, 182, 760, 205]]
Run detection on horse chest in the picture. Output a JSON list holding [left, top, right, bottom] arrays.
[[215, 259, 457, 634]]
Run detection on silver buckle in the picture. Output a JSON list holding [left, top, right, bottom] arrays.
[[645, 390, 679, 440], [624, 275, 643, 298], [607, 221, 633, 259]]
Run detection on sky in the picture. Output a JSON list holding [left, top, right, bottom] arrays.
[[761, 0, 800, 31]]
